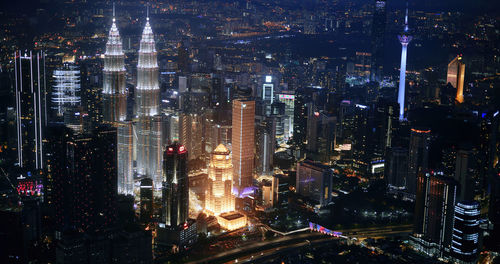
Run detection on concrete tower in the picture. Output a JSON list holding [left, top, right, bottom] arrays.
[[397, 3, 412, 121]]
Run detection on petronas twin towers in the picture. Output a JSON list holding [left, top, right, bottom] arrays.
[[103, 6, 162, 196]]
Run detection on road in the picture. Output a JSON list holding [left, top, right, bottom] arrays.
[[227, 236, 337, 264], [186, 232, 328, 264], [186, 224, 413, 264]]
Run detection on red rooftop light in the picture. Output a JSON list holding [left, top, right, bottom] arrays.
[[178, 145, 186, 154]]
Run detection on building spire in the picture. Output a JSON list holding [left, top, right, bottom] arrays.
[[147, 1, 149, 21], [113, 2, 115, 20]]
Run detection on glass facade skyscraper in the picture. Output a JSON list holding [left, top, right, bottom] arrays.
[[162, 143, 189, 227], [14, 50, 47, 170], [232, 99, 255, 191]]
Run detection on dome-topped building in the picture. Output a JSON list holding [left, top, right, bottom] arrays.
[[205, 144, 235, 216]]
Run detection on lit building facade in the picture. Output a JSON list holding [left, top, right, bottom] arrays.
[[117, 121, 133, 195], [447, 55, 465, 103], [179, 113, 204, 161], [102, 12, 127, 123], [407, 128, 430, 197], [14, 50, 47, 170], [205, 144, 235, 216], [217, 212, 247, 231], [140, 178, 153, 223], [135, 16, 159, 118], [451, 201, 480, 264], [277, 92, 295, 142], [232, 99, 255, 191], [135, 15, 162, 192], [157, 144, 198, 250], [162, 143, 189, 227], [52, 64, 80, 118], [412, 171, 457, 257]]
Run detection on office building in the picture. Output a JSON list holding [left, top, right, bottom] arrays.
[[157, 144, 197, 249], [14, 50, 47, 170], [217, 212, 247, 231], [261, 176, 279, 208], [385, 147, 408, 189], [370, 0, 387, 81], [232, 99, 255, 191], [117, 121, 133, 195], [179, 113, 204, 161], [205, 144, 235, 216], [52, 63, 80, 119], [411, 171, 457, 257], [255, 117, 275, 175], [162, 143, 189, 227], [454, 149, 475, 201], [447, 55, 465, 104], [277, 91, 295, 142], [54, 126, 118, 236], [140, 178, 153, 223], [296, 160, 333, 207], [261, 75, 274, 115], [407, 128, 430, 197], [451, 201, 480, 264]]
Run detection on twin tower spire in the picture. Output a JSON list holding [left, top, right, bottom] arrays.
[[103, 3, 159, 123]]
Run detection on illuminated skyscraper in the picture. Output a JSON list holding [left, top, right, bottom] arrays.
[[52, 63, 80, 118], [135, 11, 162, 192], [447, 55, 465, 104], [412, 171, 457, 257], [205, 144, 235, 215], [135, 14, 159, 118], [162, 143, 188, 227], [407, 128, 430, 197], [451, 201, 480, 264], [370, 0, 387, 81], [277, 92, 294, 142], [397, 4, 412, 121], [232, 99, 255, 191], [179, 113, 204, 160], [157, 145, 197, 249], [117, 121, 133, 195], [102, 6, 127, 123], [14, 50, 47, 170]]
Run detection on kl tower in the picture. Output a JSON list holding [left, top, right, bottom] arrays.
[[397, 2, 412, 121]]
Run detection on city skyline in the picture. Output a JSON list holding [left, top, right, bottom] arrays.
[[0, 0, 498, 263]]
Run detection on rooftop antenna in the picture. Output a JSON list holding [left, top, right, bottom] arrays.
[[404, 1, 409, 32], [147, 2, 150, 21], [112, 2, 116, 22]]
